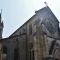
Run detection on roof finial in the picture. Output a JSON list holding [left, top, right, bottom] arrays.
[[1, 9, 2, 14], [44, 1, 48, 7]]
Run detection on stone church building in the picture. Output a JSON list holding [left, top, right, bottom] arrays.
[[0, 6, 60, 60]]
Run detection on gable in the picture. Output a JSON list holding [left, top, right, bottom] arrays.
[[9, 6, 59, 37], [36, 6, 59, 24]]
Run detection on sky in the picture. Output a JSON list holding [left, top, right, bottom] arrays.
[[0, 0, 60, 38]]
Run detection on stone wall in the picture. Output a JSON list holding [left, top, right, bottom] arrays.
[[1, 35, 26, 60], [1, 6, 60, 60]]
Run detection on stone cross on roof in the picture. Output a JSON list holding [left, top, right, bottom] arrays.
[[44, 2, 48, 7]]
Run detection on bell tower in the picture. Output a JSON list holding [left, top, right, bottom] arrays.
[[0, 9, 4, 39]]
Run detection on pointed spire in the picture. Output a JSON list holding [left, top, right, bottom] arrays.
[[1, 21, 4, 27], [0, 9, 2, 23], [0, 9, 2, 18], [0, 13, 1, 19], [0, 9, 4, 39], [1, 9, 2, 14]]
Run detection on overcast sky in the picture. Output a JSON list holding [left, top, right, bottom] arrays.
[[0, 0, 60, 38]]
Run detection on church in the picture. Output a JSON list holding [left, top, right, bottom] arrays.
[[0, 5, 60, 60]]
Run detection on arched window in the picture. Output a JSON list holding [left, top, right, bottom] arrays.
[[29, 43, 34, 60], [29, 24, 32, 35], [30, 50, 34, 60], [34, 19, 40, 25], [3, 46, 7, 54], [14, 48, 19, 60], [49, 40, 56, 55], [19, 31, 21, 35], [16, 39, 18, 46], [22, 29, 26, 34]]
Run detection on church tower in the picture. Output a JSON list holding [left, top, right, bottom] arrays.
[[0, 10, 4, 39]]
